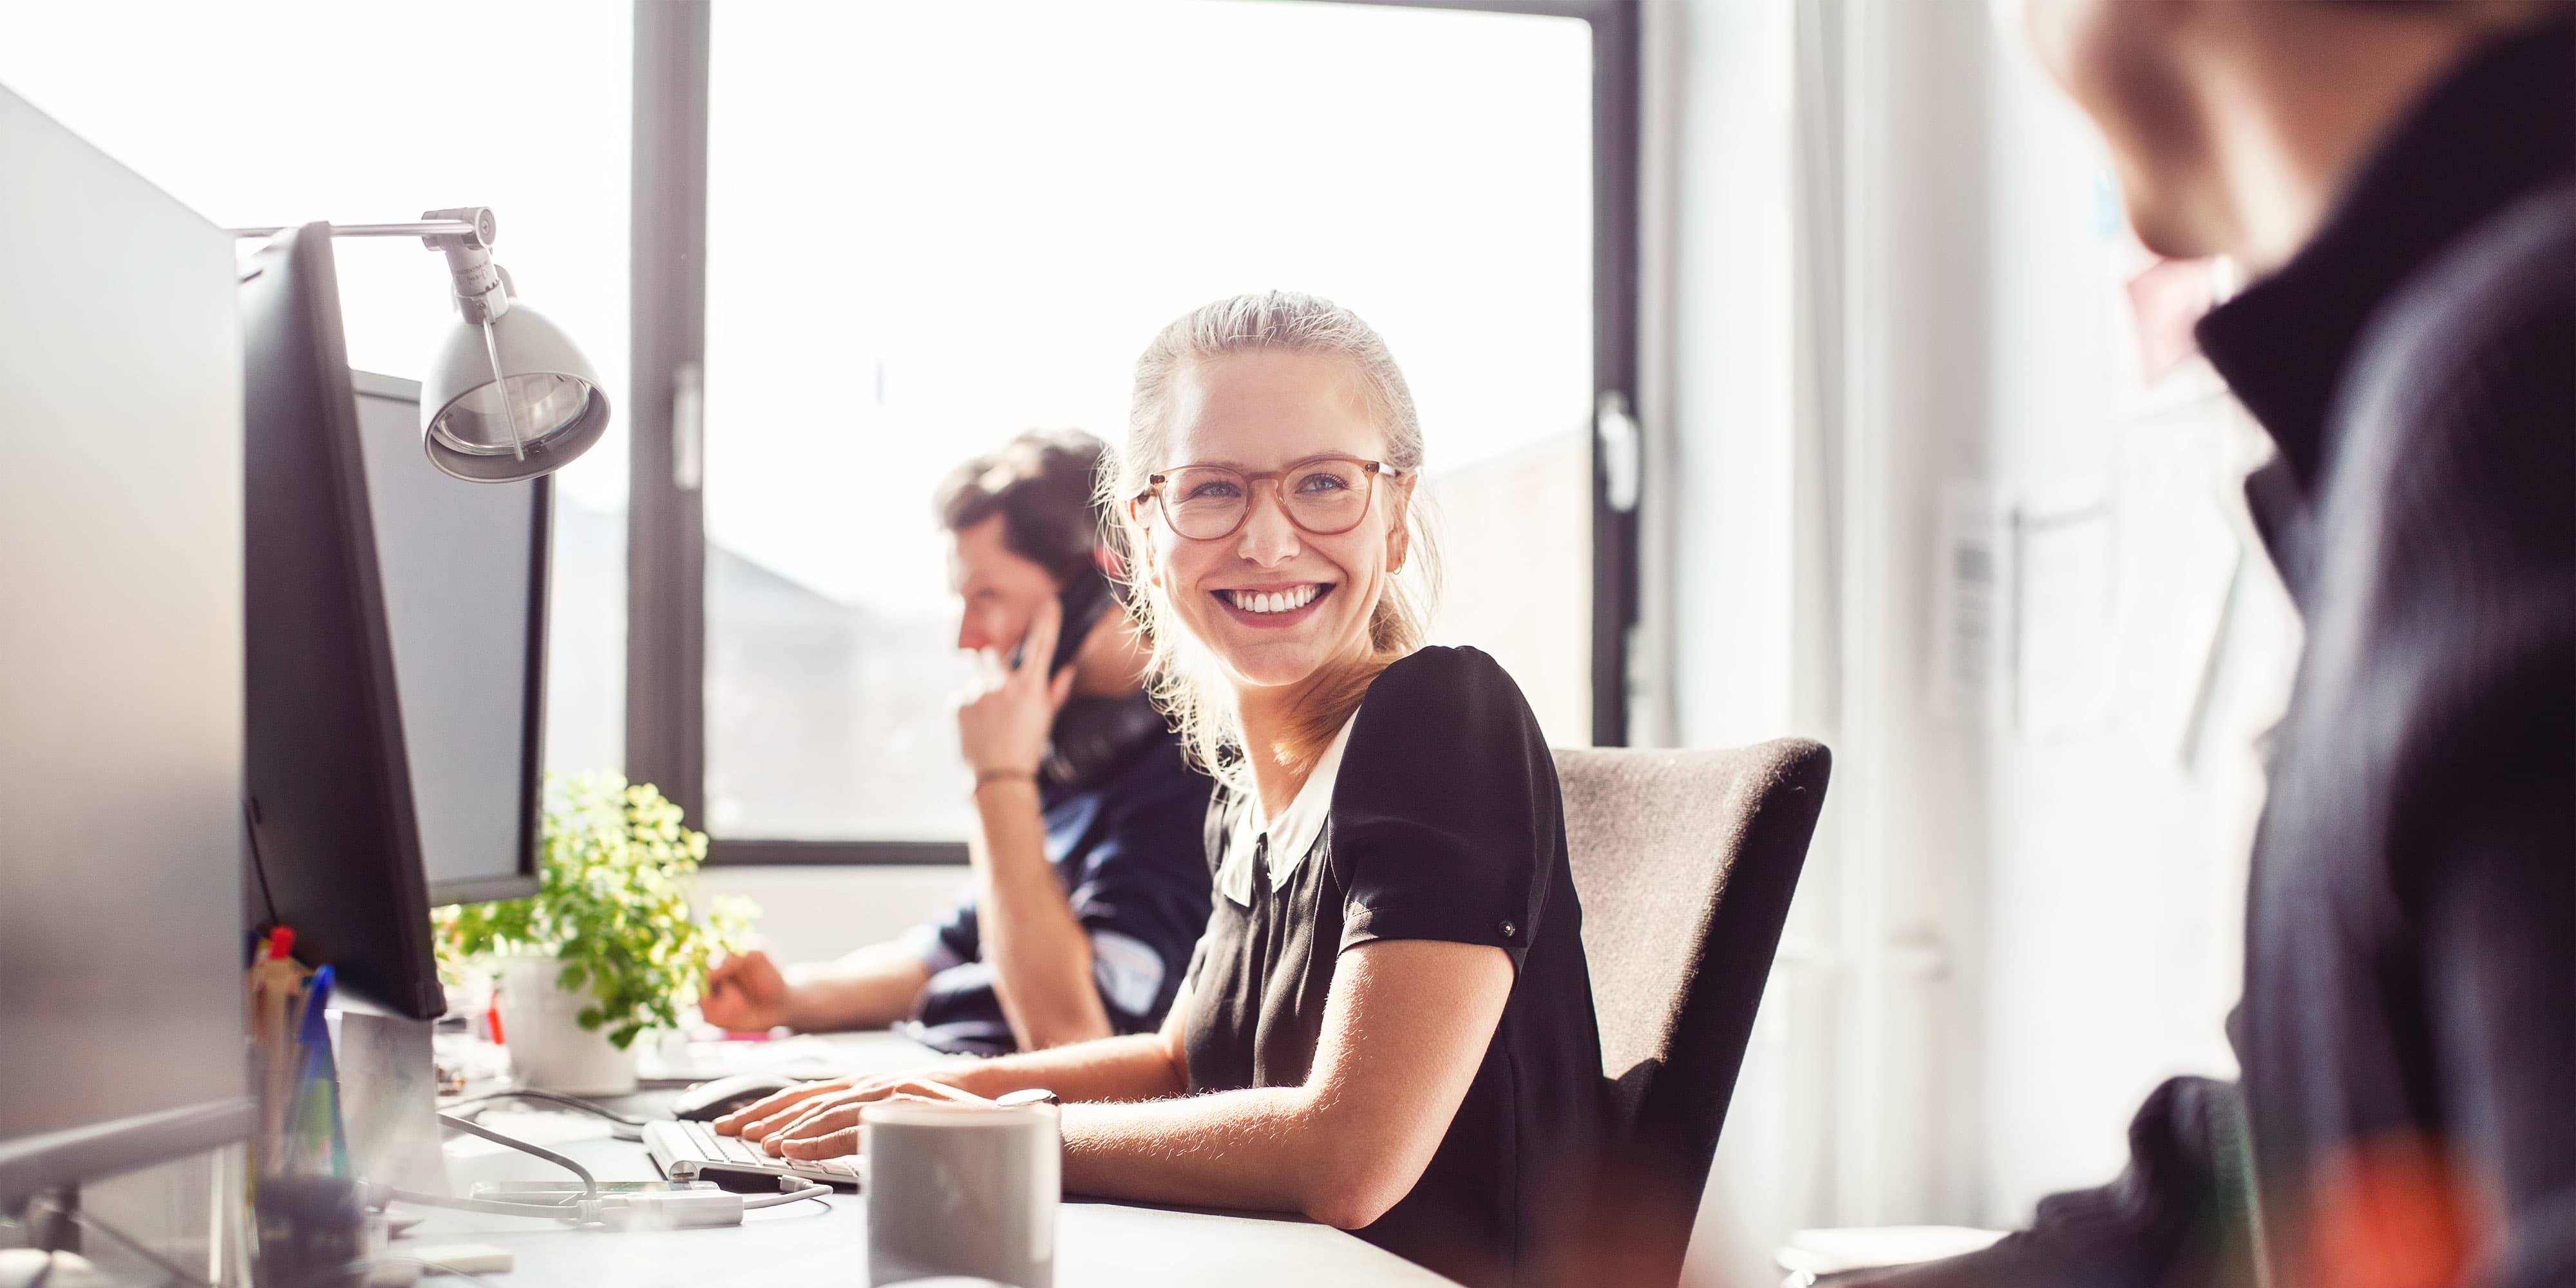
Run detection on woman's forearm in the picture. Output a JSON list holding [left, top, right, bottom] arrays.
[[1060, 941, 1513, 1229], [945, 1031, 1185, 1104], [1059, 1086, 1359, 1224]]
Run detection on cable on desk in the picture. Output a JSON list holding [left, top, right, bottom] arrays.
[[372, 1179, 829, 1226], [740, 1181, 833, 1211], [441, 1090, 647, 1128], [434, 1112, 598, 1196], [370, 1188, 582, 1222], [351, 1255, 497, 1287]]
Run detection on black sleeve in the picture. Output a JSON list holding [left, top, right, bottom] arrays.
[[2341, 231, 2576, 1287], [1331, 647, 1556, 969], [1859, 1077, 2246, 1288]]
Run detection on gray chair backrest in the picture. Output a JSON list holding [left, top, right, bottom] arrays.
[[1552, 739, 1830, 1285]]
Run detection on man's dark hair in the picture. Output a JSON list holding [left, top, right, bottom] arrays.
[[934, 429, 1108, 583]]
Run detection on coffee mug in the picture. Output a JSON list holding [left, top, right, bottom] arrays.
[[862, 1100, 1060, 1288]]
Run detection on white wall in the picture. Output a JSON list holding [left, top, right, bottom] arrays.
[[697, 865, 969, 966], [1659, 3, 2302, 1279], [1970, 28, 2300, 1221], [1651, 0, 1829, 1280]]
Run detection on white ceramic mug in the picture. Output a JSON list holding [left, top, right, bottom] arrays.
[[862, 1101, 1060, 1288]]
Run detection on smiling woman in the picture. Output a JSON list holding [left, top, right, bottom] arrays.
[[715, 293, 1613, 1288], [1112, 293, 1444, 796]]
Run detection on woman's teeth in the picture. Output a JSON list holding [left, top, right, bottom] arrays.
[[1224, 585, 1321, 614]]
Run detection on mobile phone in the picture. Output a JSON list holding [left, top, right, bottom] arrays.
[[1013, 564, 1119, 677]]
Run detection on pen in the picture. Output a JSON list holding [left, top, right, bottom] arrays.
[[289, 965, 349, 1177], [250, 927, 303, 1171]]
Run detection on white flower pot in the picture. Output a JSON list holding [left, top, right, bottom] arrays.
[[496, 955, 639, 1096]]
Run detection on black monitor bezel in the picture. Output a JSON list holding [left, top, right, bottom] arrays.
[[243, 225, 444, 1020]]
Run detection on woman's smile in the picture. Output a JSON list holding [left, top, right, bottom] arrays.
[[1213, 581, 1335, 628]]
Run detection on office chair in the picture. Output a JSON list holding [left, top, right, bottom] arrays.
[[1553, 739, 1830, 1287]]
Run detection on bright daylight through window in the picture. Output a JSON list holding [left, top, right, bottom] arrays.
[[0, 0, 634, 782], [704, 0, 1596, 844]]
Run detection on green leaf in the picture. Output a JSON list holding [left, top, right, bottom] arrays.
[[428, 770, 750, 1050]]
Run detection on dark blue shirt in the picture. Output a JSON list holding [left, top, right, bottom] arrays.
[[904, 707, 1214, 1055]]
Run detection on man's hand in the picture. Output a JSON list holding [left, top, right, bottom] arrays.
[[713, 1071, 992, 1159], [956, 596, 1077, 779], [699, 949, 792, 1033]]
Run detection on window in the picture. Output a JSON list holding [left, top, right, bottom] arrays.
[[0, 0, 635, 779], [689, 0, 1618, 853]]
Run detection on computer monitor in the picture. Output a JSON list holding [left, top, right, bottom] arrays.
[[0, 86, 255, 1204], [349, 370, 549, 909], [242, 225, 551, 1023]]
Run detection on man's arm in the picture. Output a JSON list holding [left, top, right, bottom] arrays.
[[701, 943, 931, 1034], [953, 597, 1114, 1050], [779, 942, 935, 1032], [967, 776, 1113, 1049]]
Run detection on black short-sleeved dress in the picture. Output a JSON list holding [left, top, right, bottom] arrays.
[[1180, 647, 1611, 1288]]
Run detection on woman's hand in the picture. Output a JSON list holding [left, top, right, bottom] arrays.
[[956, 596, 1075, 779], [721, 1075, 997, 1160], [714, 1067, 980, 1133]]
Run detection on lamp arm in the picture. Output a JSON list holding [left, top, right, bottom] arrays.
[[222, 207, 509, 323], [222, 220, 480, 240]]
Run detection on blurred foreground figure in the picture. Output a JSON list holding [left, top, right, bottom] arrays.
[[1881, 4, 2574, 1287]]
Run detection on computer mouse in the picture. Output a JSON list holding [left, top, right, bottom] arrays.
[[668, 1073, 802, 1122]]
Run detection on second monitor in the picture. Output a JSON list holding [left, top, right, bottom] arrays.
[[350, 370, 549, 909]]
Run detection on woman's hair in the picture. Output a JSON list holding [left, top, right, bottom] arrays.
[[1102, 290, 1441, 794]]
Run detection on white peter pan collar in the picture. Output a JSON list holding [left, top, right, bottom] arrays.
[[1217, 711, 1359, 907]]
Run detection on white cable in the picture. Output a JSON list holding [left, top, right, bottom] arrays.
[[375, 1188, 581, 1222], [433, 1113, 597, 1195], [741, 1182, 833, 1211]]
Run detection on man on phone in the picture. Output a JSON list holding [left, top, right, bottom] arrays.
[[702, 430, 1213, 1054]]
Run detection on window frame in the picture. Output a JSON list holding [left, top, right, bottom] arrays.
[[627, 0, 1641, 866]]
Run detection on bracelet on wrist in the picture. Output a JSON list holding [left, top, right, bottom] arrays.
[[974, 768, 1038, 788]]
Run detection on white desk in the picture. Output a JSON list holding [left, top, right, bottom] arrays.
[[412, 1033, 1455, 1287]]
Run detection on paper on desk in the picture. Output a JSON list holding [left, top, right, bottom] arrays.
[[636, 1033, 855, 1084]]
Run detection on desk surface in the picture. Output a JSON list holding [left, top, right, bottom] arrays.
[[415, 1032, 1454, 1287]]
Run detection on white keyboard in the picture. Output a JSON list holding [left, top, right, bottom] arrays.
[[644, 1119, 863, 1190]]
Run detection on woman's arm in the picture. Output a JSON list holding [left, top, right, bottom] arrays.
[[768, 937, 1515, 1230], [716, 984, 1193, 1143], [1059, 939, 1510, 1227]]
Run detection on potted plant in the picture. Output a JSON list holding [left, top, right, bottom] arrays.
[[435, 773, 754, 1094]]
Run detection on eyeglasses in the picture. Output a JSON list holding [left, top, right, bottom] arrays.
[[1134, 455, 1405, 542]]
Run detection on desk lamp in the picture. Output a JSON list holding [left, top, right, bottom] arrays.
[[227, 206, 610, 482]]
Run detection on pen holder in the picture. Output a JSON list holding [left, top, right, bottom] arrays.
[[252, 1173, 366, 1288]]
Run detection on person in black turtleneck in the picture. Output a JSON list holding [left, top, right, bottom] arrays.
[[701, 431, 1213, 1057], [1877, 5, 2574, 1287]]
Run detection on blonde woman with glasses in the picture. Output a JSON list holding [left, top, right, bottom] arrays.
[[718, 292, 1610, 1288]]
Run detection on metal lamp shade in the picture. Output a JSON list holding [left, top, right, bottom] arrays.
[[421, 302, 611, 482]]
